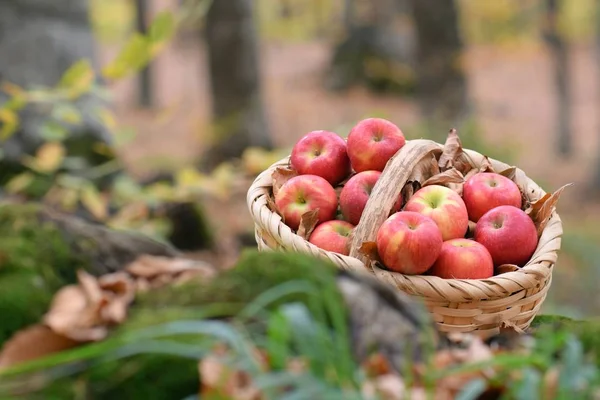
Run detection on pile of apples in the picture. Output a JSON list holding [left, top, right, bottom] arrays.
[[272, 118, 539, 280]]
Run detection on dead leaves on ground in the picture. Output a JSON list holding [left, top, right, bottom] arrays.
[[0, 255, 217, 369]]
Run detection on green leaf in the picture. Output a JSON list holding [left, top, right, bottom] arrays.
[[148, 11, 176, 45], [52, 104, 82, 125], [58, 60, 95, 97], [102, 33, 150, 79], [39, 121, 69, 141], [5, 172, 35, 194], [80, 183, 107, 221], [0, 108, 19, 140]]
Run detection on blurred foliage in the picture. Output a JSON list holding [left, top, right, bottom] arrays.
[[0, 6, 257, 241]]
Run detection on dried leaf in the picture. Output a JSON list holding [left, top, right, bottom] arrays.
[[479, 156, 495, 173], [498, 167, 517, 181], [463, 168, 480, 183], [271, 167, 297, 197], [358, 241, 382, 265], [0, 325, 79, 369], [297, 209, 319, 239], [438, 129, 461, 171], [495, 264, 520, 275], [126, 255, 216, 288], [362, 374, 406, 400], [401, 182, 417, 205], [44, 270, 135, 342], [422, 168, 464, 188], [526, 183, 573, 236], [199, 345, 265, 400]]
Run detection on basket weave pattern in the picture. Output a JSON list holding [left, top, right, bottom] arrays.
[[247, 139, 562, 336]]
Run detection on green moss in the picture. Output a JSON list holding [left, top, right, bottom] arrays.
[[0, 204, 87, 344], [136, 250, 344, 317]]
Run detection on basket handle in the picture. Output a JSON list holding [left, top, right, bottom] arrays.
[[348, 139, 444, 267]]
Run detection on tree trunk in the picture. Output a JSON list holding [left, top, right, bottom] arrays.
[[135, 0, 153, 108], [326, 0, 416, 94], [0, 0, 116, 188], [201, 0, 272, 170], [589, 1, 600, 194], [543, 0, 572, 157], [407, 0, 470, 130]]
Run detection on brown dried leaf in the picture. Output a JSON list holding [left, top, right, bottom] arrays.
[[44, 270, 136, 342], [43, 284, 107, 342], [401, 182, 418, 206], [463, 168, 479, 183], [0, 325, 79, 369], [297, 209, 319, 239], [496, 264, 520, 275], [126, 255, 216, 283], [438, 129, 461, 171], [271, 167, 297, 197], [362, 374, 406, 400], [199, 345, 265, 400], [358, 241, 382, 265], [422, 168, 464, 188], [526, 183, 573, 236], [479, 156, 495, 173], [499, 166, 517, 181]]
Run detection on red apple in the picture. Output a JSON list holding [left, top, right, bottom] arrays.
[[290, 130, 351, 185], [428, 239, 494, 279], [275, 174, 338, 231], [339, 170, 403, 225], [376, 211, 443, 275], [462, 172, 522, 222], [403, 185, 469, 241], [474, 205, 538, 267], [346, 118, 406, 172], [308, 220, 355, 255]]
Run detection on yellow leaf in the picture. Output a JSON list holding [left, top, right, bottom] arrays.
[[5, 172, 35, 194], [34, 142, 66, 173], [58, 60, 95, 98], [96, 108, 117, 131], [52, 104, 82, 125], [0, 109, 19, 140], [175, 167, 205, 188], [80, 185, 108, 221]]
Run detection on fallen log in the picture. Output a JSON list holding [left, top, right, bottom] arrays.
[[0, 202, 179, 345]]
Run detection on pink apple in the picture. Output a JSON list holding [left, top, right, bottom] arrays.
[[275, 174, 338, 231], [376, 211, 443, 275], [474, 205, 538, 267], [462, 172, 522, 222], [339, 170, 403, 225], [428, 239, 494, 279], [290, 130, 351, 185], [346, 118, 406, 172], [308, 220, 355, 255], [403, 185, 469, 241]]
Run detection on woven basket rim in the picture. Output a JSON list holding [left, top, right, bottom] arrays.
[[246, 139, 562, 302]]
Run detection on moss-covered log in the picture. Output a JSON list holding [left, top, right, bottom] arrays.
[[0, 202, 179, 346]]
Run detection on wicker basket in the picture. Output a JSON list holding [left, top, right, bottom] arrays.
[[246, 138, 563, 337]]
